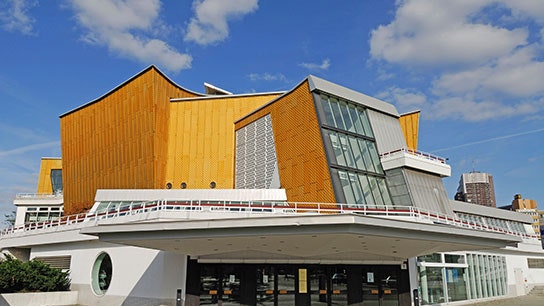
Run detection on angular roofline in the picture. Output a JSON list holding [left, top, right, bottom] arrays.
[[203, 82, 233, 95], [400, 110, 421, 116], [170, 91, 285, 102], [450, 199, 533, 224], [59, 65, 205, 118], [307, 75, 399, 117], [235, 75, 400, 125]]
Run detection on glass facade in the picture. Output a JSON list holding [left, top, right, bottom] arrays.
[[195, 263, 403, 306], [418, 253, 507, 304], [318, 94, 392, 207], [50, 169, 63, 194], [456, 212, 529, 236], [24, 206, 63, 223]]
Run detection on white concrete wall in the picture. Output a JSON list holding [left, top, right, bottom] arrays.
[[30, 241, 188, 306], [505, 252, 544, 296], [1, 291, 78, 306]]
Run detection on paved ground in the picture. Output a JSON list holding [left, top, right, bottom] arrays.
[[464, 286, 544, 306]]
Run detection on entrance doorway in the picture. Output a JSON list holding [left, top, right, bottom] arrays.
[[193, 263, 403, 306], [362, 266, 399, 306]]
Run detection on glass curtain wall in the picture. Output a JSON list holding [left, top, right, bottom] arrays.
[[418, 253, 507, 304], [318, 94, 392, 207]]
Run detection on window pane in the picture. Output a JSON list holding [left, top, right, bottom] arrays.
[[446, 267, 468, 302], [349, 136, 365, 170], [339, 170, 355, 204], [349, 105, 364, 134], [339, 101, 355, 133], [339, 134, 356, 168], [330, 98, 346, 130], [367, 142, 384, 173], [418, 253, 442, 263], [377, 178, 393, 205], [358, 139, 375, 172], [50, 169, 63, 194], [329, 133, 346, 166], [419, 266, 445, 304], [358, 108, 374, 137], [444, 254, 465, 264], [358, 174, 374, 206], [368, 176, 385, 206], [349, 172, 365, 206], [320, 95, 336, 126]]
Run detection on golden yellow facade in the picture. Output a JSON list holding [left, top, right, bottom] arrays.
[[60, 67, 200, 214], [165, 94, 282, 189], [235, 81, 336, 204], [36, 158, 62, 194], [399, 111, 420, 151]]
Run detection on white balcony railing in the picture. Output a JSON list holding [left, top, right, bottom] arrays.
[[380, 148, 451, 177], [0, 199, 538, 240]]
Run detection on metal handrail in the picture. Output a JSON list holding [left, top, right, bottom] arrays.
[[0, 200, 538, 240], [380, 148, 447, 164], [15, 193, 63, 199]]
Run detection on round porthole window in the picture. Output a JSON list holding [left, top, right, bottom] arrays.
[[91, 252, 112, 296], [166, 182, 172, 189], [210, 181, 216, 189]]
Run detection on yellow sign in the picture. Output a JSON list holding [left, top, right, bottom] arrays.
[[298, 269, 307, 293]]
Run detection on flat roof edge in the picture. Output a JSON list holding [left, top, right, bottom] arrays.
[[170, 91, 285, 102], [308, 75, 399, 117]]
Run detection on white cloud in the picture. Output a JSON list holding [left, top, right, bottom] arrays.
[[185, 0, 258, 45], [299, 59, 331, 71], [0, 141, 60, 158], [68, 0, 192, 72], [434, 46, 544, 98], [0, 0, 37, 35], [248, 72, 287, 82], [370, 0, 528, 67], [429, 97, 540, 121], [377, 87, 426, 112], [370, 0, 544, 121]]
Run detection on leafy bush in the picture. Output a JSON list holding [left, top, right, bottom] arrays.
[[0, 255, 71, 293]]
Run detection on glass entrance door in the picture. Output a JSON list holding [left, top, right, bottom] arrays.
[[362, 267, 399, 306]]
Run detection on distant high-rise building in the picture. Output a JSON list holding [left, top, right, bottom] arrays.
[[455, 171, 496, 207], [512, 193, 538, 210]]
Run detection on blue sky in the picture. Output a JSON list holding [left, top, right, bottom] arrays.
[[0, 0, 543, 225]]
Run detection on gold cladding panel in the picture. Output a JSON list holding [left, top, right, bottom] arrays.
[[165, 94, 280, 189], [60, 68, 199, 214], [36, 158, 62, 194], [236, 81, 335, 204], [399, 111, 420, 151]]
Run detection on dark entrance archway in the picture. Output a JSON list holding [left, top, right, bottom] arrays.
[[185, 261, 410, 306]]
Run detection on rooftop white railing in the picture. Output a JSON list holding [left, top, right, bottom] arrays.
[[0, 200, 538, 240], [15, 193, 63, 200], [380, 148, 447, 164]]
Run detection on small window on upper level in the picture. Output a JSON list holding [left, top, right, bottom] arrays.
[[50, 169, 62, 194]]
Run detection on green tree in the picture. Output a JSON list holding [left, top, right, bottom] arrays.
[[3, 210, 16, 228], [0, 255, 70, 293]]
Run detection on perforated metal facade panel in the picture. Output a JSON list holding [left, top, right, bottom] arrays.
[[235, 114, 279, 189]]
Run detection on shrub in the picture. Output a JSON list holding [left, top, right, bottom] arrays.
[[0, 255, 71, 293]]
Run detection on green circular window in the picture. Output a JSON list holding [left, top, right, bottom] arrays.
[[91, 252, 112, 295]]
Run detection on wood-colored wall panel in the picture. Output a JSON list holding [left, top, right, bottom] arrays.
[[36, 158, 62, 194], [399, 111, 420, 151], [165, 94, 280, 189], [60, 67, 199, 214], [235, 81, 336, 204]]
